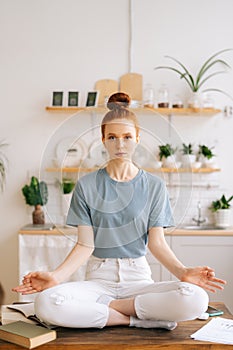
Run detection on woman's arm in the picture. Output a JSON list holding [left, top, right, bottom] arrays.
[[52, 226, 94, 283], [148, 227, 226, 292], [148, 227, 185, 279], [13, 226, 94, 294]]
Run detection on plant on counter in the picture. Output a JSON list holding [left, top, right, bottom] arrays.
[[154, 49, 233, 107], [22, 176, 48, 225], [210, 194, 233, 212], [0, 141, 8, 192], [209, 194, 233, 229]]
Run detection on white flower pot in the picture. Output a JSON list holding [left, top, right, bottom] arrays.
[[62, 193, 73, 216], [214, 209, 232, 228], [188, 92, 203, 109], [163, 155, 176, 168], [181, 154, 196, 167]]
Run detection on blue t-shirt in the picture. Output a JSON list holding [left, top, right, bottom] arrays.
[[66, 168, 174, 258]]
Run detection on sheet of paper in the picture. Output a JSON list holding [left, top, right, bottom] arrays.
[[191, 317, 233, 345]]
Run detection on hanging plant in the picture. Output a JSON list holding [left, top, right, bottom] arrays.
[[0, 141, 8, 192]]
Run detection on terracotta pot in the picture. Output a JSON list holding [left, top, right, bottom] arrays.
[[32, 204, 45, 225]]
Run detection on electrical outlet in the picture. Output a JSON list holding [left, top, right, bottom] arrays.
[[224, 106, 233, 117]]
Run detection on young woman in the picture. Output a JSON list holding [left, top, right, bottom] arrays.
[[13, 93, 226, 329]]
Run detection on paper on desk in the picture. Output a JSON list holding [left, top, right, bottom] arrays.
[[191, 317, 233, 345]]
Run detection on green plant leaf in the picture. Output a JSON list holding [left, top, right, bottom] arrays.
[[196, 48, 233, 86], [154, 65, 194, 91], [202, 88, 233, 101], [196, 59, 230, 88], [165, 56, 196, 90], [198, 70, 227, 89]]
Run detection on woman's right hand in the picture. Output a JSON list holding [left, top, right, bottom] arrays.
[[12, 271, 59, 295]]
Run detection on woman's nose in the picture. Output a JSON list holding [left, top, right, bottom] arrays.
[[116, 138, 124, 147]]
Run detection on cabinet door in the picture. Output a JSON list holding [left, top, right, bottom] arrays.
[[171, 235, 233, 313], [18, 234, 87, 301]]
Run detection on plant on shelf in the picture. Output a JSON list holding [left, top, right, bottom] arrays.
[[22, 176, 48, 225], [61, 178, 75, 194], [0, 141, 8, 192], [198, 144, 215, 159], [159, 144, 176, 160], [180, 143, 196, 166], [61, 178, 75, 225], [198, 144, 216, 168], [154, 48, 233, 108], [158, 143, 177, 168], [181, 143, 194, 155], [209, 194, 233, 228]]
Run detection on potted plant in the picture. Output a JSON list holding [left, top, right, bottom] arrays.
[[0, 141, 8, 192], [154, 49, 233, 108], [61, 178, 75, 224], [61, 178, 75, 194], [198, 144, 216, 168], [180, 143, 196, 166], [210, 194, 233, 228], [158, 144, 177, 168], [22, 176, 48, 224]]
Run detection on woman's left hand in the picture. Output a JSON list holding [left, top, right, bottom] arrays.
[[180, 266, 226, 293]]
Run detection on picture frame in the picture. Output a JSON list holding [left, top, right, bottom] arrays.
[[52, 91, 63, 106], [85, 91, 99, 107], [68, 91, 79, 107]]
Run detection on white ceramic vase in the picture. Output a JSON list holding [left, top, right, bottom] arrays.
[[188, 92, 203, 109], [181, 154, 196, 167], [214, 209, 231, 228]]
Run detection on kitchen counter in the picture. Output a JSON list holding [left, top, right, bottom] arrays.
[[18, 225, 233, 236], [167, 227, 233, 236]]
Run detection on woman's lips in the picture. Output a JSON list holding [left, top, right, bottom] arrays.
[[115, 152, 127, 156]]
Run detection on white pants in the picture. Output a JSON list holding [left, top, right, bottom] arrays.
[[35, 256, 209, 328]]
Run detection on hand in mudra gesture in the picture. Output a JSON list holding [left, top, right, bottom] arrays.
[[181, 266, 226, 293], [12, 271, 59, 295]]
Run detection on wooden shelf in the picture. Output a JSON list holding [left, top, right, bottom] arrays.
[[145, 107, 221, 116], [46, 167, 220, 174], [46, 106, 85, 112], [46, 167, 99, 173], [145, 167, 221, 173], [45, 106, 221, 116]]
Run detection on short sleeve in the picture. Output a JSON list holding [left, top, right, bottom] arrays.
[[66, 181, 92, 227], [148, 180, 174, 228]]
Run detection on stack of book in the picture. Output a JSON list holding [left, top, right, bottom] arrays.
[[0, 303, 56, 348]]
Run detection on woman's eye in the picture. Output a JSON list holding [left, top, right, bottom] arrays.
[[125, 135, 132, 140], [108, 136, 115, 140]]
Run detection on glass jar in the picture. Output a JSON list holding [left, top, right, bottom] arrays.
[[172, 94, 184, 108], [143, 84, 155, 108], [158, 84, 169, 108]]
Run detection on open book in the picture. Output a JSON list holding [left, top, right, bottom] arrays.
[[1, 303, 53, 329]]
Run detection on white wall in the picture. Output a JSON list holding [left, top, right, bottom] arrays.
[[1, 0, 233, 303]]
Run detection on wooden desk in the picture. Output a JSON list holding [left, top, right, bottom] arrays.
[[0, 303, 232, 349]]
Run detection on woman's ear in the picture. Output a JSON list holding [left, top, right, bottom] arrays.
[[136, 135, 140, 143]]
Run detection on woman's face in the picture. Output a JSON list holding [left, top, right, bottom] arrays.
[[102, 118, 139, 161]]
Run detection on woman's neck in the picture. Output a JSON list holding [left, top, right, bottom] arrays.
[[106, 160, 139, 182]]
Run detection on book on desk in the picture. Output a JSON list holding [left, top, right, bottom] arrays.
[[0, 321, 56, 349]]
